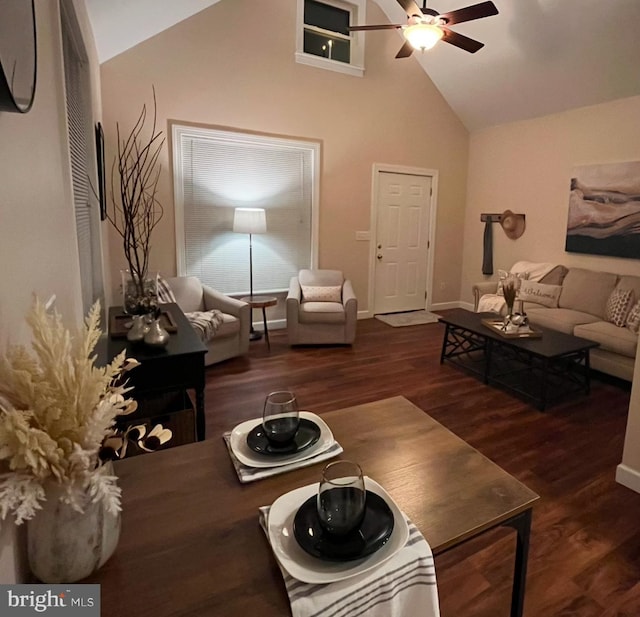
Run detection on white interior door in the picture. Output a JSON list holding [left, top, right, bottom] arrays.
[[374, 171, 432, 314]]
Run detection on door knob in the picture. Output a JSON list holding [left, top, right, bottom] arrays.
[[377, 254, 383, 260]]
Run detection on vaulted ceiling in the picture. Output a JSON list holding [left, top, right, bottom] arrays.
[[85, 0, 640, 131]]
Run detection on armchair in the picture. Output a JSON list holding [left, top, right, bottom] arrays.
[[165, 276, 250, 365], [286, 269, 357, 345]]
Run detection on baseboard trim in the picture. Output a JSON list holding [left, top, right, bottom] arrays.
[[616, 463, 640, 494], [258, 302, 472, 329]]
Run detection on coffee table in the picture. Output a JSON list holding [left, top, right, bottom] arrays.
[[439, 308, 599, 410], [89, 396, 539, 617]]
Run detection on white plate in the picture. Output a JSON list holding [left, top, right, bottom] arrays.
[[267, 477, 409, 584], [229, 412, 335, 468]]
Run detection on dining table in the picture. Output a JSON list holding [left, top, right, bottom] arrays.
[[88, 396, 539, 617]]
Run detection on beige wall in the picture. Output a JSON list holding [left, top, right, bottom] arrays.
[[0, 0, 101, 583], [460, 95, 640, 305], [462, 95, 640, 493], [99, 0, 470, 311]]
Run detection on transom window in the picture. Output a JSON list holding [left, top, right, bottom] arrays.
[[304, 0, 351, 64], [296, 0, 365, 77]]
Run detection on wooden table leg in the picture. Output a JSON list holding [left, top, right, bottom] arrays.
[[502, 508, 533, 617], [195, 386, 205, 441], [262, 307, 270, 350]]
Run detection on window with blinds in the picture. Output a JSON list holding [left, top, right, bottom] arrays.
[[172, 125, 320, 296], [61, 2, 103, 314]]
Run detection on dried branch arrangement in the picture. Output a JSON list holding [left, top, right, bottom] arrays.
[[108, 89, 165, 299], [503, 279, 517, 313]]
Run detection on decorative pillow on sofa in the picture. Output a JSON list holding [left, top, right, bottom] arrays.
[[605, 288, 634, 327], [624, 299, 640, 333], [157, 276, 177, 304], [518, 281, 562, 308], [496, 270, 529, 296], [186, 310, 224, 342], [301, 285, 342, 303]]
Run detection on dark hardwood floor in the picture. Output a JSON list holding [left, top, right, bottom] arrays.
[[203, 315, 639, 617]]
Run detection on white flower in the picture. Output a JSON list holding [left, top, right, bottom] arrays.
[[0, 299, 138, 523]]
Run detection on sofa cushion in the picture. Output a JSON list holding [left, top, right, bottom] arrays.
[[301, 285, 342, 303], [299, 301, 346, 324], [558, 268, 618, 318], [527, 308, 600, 335], [626, 300, 640, 334], [574, 321, 638, 359], [216, 313, 241, 338], [616, 275, 640, 298], [539, 265, 569, 286], [605, 288, 635, 327], [518, 281, 562, 308]]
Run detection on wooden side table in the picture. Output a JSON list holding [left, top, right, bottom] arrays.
[[97, 303, 207, 442], [241, 295, 277, 350]]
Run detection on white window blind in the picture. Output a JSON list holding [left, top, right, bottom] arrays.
[[61, 2, 103, 314], [173, 126, 319, 295]]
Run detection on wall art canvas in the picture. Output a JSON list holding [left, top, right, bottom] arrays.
[[565, 161, 640, 259]]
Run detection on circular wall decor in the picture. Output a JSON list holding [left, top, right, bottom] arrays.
[[0, 0, 37, 113]]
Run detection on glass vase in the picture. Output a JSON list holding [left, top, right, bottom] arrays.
[[121, 270, 158, 316], [27, 465, 121, 583], [144, 317, 169, 348]]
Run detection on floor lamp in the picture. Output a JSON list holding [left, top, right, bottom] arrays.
[[233, 207, 267, 340]]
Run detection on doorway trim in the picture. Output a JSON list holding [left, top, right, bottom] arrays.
[[368, 163, 439, 317]]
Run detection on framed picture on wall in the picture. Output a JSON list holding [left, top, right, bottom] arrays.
[[565, 161, 640, 260], [95, 122, 107, 221]]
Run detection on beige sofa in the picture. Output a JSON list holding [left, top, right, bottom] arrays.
[[473, 266, 639, 381], [166, 276, 250, 366]]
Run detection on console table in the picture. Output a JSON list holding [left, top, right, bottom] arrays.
[[98, 303, 207, 442]]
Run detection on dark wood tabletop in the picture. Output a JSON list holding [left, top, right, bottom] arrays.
[[98, 303, 208, 441], [88, 396, 539, 616], [439, 308, 599, 357]]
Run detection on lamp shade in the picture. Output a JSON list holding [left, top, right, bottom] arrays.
[[404, 23, 443, 51], [233, 207, 266, 234]]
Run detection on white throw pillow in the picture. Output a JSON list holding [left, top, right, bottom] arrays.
[[301, 285, 342, 303], [518, 281, 562, 308]]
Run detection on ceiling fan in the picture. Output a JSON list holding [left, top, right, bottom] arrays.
[[348, 0, 498, 58]]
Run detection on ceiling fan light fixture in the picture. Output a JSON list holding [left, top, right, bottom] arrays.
[[404, 23, 444, 51]]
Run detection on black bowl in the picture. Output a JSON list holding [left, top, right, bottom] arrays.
[[293, 490, 394, 561], [246, 418, 321, 456]]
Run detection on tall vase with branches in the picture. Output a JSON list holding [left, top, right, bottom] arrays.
[[107, 89, 165, 315]]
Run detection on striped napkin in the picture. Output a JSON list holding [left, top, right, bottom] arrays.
[[223, 433, 343, 483], [259, 506, 440, 617]]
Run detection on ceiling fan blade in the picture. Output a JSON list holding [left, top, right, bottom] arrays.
[[441, 26, 484, 53], [395, 41, 415, 59], [396, 0, 422, 18], [349, 24, 404, 31], [439, 1, 498, 26]]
